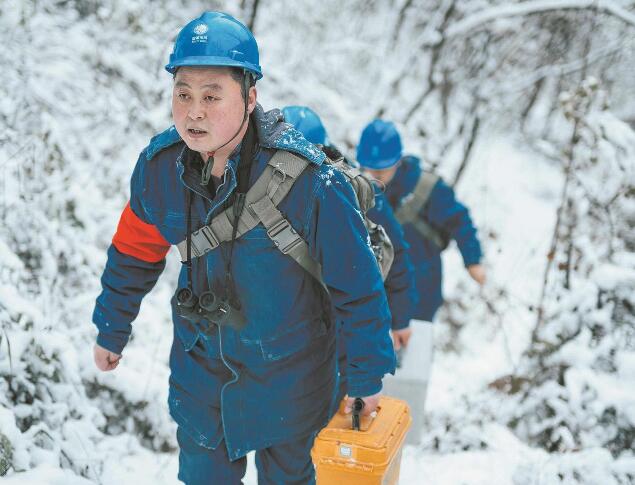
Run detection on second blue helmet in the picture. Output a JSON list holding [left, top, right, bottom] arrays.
[[282, 106, 328, 145]]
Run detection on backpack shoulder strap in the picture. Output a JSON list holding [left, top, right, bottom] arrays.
[[176, 150, 309, 259], [248, 153, 325, 288], [394, 171, 439, 225], [395, 171, 450, 249]]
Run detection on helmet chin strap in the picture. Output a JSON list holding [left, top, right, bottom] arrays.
[[200, 72, 252, 186]]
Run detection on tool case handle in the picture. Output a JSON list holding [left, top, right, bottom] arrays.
[[351, 397, 365, 431]]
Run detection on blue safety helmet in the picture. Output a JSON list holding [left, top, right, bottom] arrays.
[[282, 106, 329, 145], [356, 119, 403, 169], [165, 11, 263, 80]]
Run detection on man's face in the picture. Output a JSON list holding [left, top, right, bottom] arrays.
[[364, 164, 399, 186], [172, 67, 256, 155]]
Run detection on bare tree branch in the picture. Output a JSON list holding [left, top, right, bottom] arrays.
[[373, 0, 456, 119], [402, 0, 457, 123], [446, 0, 635, 39], [390, 0, 415, 49], [486, 38, 628, 97], [452, 115, 480, 187], [247, 0, 261, 33]]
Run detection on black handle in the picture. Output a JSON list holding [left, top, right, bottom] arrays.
[[352, 397, 365, 431]]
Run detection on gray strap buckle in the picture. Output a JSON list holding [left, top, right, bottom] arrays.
[[190, 225, 220, 257], [272, 167, 287, 184], [266, 219, 302, 254]]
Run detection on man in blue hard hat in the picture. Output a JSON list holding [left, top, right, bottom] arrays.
[[91, 13, 395, 484], [357, 120, 486, 319], [282, 105, 418, 399], [356, 119, 485, 415]]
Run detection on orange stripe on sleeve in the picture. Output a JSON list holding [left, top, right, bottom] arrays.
[[112, 202, 171, 263]]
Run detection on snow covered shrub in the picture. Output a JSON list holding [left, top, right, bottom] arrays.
[[0, 431, 12, 475], [434, 280, 474, 353], [420, 390, 505, 453], [503, 79, 635, 464]]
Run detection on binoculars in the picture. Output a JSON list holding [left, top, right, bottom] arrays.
[[173, 287, 247, 332]]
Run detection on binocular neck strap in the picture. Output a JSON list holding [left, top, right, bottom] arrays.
[[185, 186, 193, 290], [184, 73, 255, 295], [223, 114, 256, 306]]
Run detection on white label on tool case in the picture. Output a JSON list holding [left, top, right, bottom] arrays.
[[339, 444, 353, 458]]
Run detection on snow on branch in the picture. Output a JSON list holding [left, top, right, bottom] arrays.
[[486, 38, 628, 96], [446, 0, 635, 39]]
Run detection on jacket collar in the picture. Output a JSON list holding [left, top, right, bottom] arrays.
[[386, 155, 421, 205]]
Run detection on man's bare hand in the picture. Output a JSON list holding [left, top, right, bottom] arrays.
[[467, 264, 486, 285], [94, 344, 122, 372], [344, 392, 381, 416], [391, 327, 412, 350]]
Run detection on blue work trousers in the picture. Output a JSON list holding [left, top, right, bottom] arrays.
[[177, 427, 317, 485]]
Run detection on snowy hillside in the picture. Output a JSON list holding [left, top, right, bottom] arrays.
[[1, 1, 634, 484]]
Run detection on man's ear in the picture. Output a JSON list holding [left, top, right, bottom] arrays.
[[247, 86, 257, 114]]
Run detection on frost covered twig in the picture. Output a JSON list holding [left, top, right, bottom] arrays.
[[446, 0, 635, 39]]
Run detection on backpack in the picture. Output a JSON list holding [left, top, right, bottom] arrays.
[[321, 147, 394, 281], [393, 171, 449, 250], [175, 149, 394, 288]]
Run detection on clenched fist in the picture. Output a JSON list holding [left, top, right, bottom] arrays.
[[94, 344, 122, 371], [344, 392, 381, 416]]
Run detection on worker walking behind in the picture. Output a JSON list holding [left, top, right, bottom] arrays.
[[356, 119, 485, 442], [282, 106, 418, 405]]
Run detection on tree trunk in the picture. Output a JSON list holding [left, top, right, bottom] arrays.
[[248, 0, 261, 33]]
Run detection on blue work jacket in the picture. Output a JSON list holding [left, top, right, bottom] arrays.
[[384, 156, 482, 321], [92, 106, 395, 460]]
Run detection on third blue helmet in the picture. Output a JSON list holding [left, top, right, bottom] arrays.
[[165, 11, 263, 80], [282, 106, 328, 145], [356, 119, 403, 169]]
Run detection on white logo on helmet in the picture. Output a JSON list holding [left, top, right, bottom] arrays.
[[193, 24, 208, 35]]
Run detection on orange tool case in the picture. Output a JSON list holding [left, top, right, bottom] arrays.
[[311, 396, 412, 484]]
